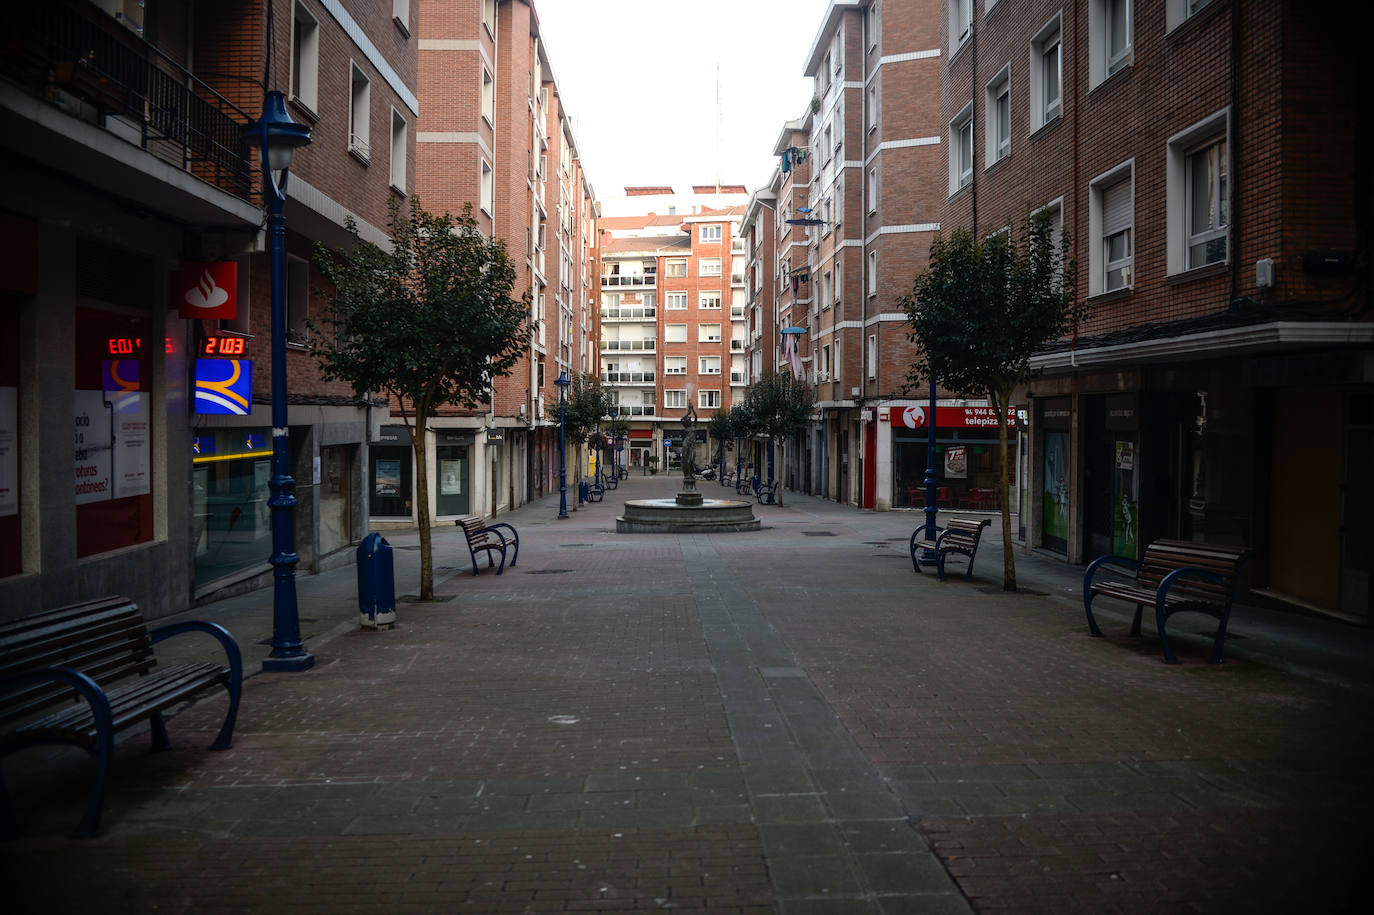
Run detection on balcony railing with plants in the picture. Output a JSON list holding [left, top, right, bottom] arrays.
[[3, 2, 254, 202]]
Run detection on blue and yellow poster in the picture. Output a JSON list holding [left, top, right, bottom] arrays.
[[195, 360, 252, 415]]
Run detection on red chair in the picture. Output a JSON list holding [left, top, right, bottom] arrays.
[[936, 486, 952, 508]]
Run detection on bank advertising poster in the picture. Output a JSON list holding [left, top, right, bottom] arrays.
[[1042, 432, 1070, 542], [75, 361, 151, 505], [440, 460, 464, 495], [374, 460, 401, 497], [0, 386, 15, 517], [1112, 440, 1138, 558]]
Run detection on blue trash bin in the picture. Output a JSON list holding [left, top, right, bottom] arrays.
[[357, 533, 396, 629], [578, 480, 589, 503]]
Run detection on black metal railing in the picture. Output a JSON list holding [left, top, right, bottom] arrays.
[[3, 2, 254, 202]]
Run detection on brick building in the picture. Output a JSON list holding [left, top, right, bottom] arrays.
[[412, 0, 599, 524], [938, 0, 1371, 619], [0, 0, 417, 614]]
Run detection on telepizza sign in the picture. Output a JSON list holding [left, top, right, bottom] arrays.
[[887, 405, 1020, 430]]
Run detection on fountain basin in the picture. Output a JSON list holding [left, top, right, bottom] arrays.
[[616, 498, 761, 533]]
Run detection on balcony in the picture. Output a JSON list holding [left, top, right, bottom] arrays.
[[731, 273, 745, 286], [731, 372, 746, 384], [615, 405, 655, 417], [2, 2, 254, 203], [601, 273, 657, 288], [730, 340, 744, 352], [600, 339, 656, 353], [600, 306, 657, 321], [602, 371, 656, 385], [730, 306, 746, 319]]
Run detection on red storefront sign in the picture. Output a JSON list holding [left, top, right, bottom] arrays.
[[170, 261, 238, 319], [628, 429, 654, 440], [885, 405, 1020, 430]]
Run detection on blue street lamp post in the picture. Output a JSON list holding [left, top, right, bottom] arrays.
[[556, 371, 570, 519], [923, 375, 939, 546], [247, 91, 313, 673]]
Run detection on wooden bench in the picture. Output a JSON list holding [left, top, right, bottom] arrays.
[[909, 517, 991, 581], [586, 481, 604, 502], [1083, 539, 1252, 664], [755, 480, 779, 505], [0, 597, 242, 838], [455, 516, 520, 575]]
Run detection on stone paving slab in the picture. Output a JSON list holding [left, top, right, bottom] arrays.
[[4, 472, 1372, 912]]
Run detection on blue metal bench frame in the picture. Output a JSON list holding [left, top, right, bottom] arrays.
[[909, 517, 991, 581], [456, 516, 521, 575]]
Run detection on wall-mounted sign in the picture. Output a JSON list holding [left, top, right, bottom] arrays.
[[887, 405, 1021, 430], [194, 359, 252, 415], [486, 430, 504, 443], [171, 261, 237, 319]]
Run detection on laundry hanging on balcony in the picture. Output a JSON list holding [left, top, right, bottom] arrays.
[[780, 146, 810, 174]]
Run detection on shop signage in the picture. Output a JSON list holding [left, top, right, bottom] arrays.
[[486, 430, 504, 443], [436, 430, 475, 445], [628, 429, 653, 440], [194, 359, 252, 415], [171, 261, 238, 320], [376, 425, 411, 444], [887, 405, 1020, 429]]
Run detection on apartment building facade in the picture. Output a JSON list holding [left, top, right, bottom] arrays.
[[0, 0, 416, 616], [413, 0, 599, 525], [938, 0, 1371, 619]]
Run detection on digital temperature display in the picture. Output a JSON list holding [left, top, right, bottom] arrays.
[[204, 336, 247, 356], [108, 337, 174, 354]]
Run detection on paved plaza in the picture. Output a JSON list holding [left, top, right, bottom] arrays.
[[4, 472, 1372, 913]]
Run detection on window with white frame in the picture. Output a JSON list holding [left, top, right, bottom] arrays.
[[699, 224, 722, 244], [819, 343, 831, 380], [392, 0, 409, 32], [868, 84, 878, 132], [868, 167, 878, 213], [389, 109, 406, 193], [480, 160, 493, 215], [1090, 163, 1134, 295], [699, 390, 721, 409], [349, 64, 371, 160], [834, 261, 842, 306], [699, 258, 721, 277], [664, 355, 687, 374], [698, 292, 721, 310], [666, 259, 687, 277], [986, 66, 1011, 164], [699, 356, 721, 375], [1030, 17, 1062, 133], [481, 69, 494, 125], [483, 0, 496, 35], [867, 334, 877, 379], [665, 291, 687, 310], [1166, 0, 1215, 32], [951, 0, 973, 49], [1091, 0, 1133, 87], [950, 102, 974, 193], [1035, 197, 1067, 290], [868, 251, 878, 296], [664, 389, 687, 409], [291, 3, 319, 112], [666, 323, 688, 343], [699, 323, 722, 343], [822, 270, 832, 309], [869, 2, 879, 50], [1167, 109, 1230, 274]]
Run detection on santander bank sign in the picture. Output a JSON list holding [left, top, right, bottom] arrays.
[[171, 262, 237, 320]]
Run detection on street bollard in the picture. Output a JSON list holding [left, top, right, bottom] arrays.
[[356, 532, 396, 629]]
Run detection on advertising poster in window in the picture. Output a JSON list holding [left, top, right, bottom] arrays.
[[374, 460, 401, 497], [74, 388, 113, 505], [944, 445, 968, 479], [1042, 431, 1070, 543], [440, 460, 464, 495], [0, 386, 15, 517], [1112, 439, 1138, 559]]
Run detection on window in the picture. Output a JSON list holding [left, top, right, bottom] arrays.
[[1167, 110, 1230, 274], [699, 258, 721, 277], [287, 254, 310, 334], [666, 259, 687, 277], [699, 323, 722, 343], [1167, 0, 1215, 32], [869, 3, 879, 50], [1091, 0, 1133, 87], [392, 0, 410, 32], [291, 3, 319, 113], [868, 167, 878, 213], [822, 271, 832, 309], [665, 291, 687, 310], [819, 343, 831, 380], [1030, 18, 1062, 133], [1090, 164, 1134, 295], [1034, 197, 1067, 290], [699, 356, 721, 375], [349, 64, 371, 161], [664, 389, 687, 409], [480, 160, 493, 215], [868, 84, 878, 132], [834, 260, 842, 306], [389, 109, 407, 193], [664, 356, 687, 374], [698, 292, 721, 309], [699, 390, 721, 409], [868, 251, 877, 296], [481, 69, 494, 125], [666, 323, 687, 343], [483, 0, 497, 35], [867, 334, 877, 379], [951, 0, 973, 49], [986, 67, 1011, 164], [699, 224, 722, 244], [949, 103, 974, 193]]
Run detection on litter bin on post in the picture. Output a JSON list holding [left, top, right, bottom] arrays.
[[357, 533, 396, 629]]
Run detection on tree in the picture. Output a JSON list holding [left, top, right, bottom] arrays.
[[899, 208, 1081, 591], [707, 407, 737, 478], [548, 372, 612, 487], [313, 199, 531, 600], [743, 369, 815, 506]]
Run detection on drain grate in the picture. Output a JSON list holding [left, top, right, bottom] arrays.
[[527, 569, 575, 575], [802, 531, 836, 537], [559, 543, 594, 548]]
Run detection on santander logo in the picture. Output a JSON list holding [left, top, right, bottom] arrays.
[[184, 269, 230, 311], [172, 261, 237, 319]]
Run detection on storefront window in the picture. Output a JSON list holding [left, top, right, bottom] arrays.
[[192, 427, 272, 585], [436, 440, 470, 516], [371, 426, 413, 518], [75, 307, 154, 557], [0, 305, 19, 577], [1040, 398, 1072, 553], [893, 436, 1015, 509]]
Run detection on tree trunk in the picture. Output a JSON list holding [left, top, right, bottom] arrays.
[[409, 409, 434, 601], [996, 390, 1017, 592]]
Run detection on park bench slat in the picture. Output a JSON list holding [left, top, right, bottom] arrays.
[[909, 517, 991, 581], [455, 516, 520, 576]]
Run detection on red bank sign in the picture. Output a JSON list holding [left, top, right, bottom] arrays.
[[887, 405, 1020, 430], [171, 261, 238, 320]]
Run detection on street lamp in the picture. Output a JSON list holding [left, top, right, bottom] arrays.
[[246, 90, 313, 673], [556, 370, 571, 519], [923, 374, 939, 549]]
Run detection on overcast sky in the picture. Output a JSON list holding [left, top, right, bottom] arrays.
[[533, 0, 833, 199]]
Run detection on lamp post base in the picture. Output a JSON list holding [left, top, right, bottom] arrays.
[[263, 653, 315, 673]]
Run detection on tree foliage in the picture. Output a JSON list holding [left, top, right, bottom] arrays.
[[742, 369, 815, 504], [900, 207, 1081, 591], [313, 198, 530, 599]]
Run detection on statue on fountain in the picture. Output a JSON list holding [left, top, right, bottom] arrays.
[[677, 402, 703, 505]]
